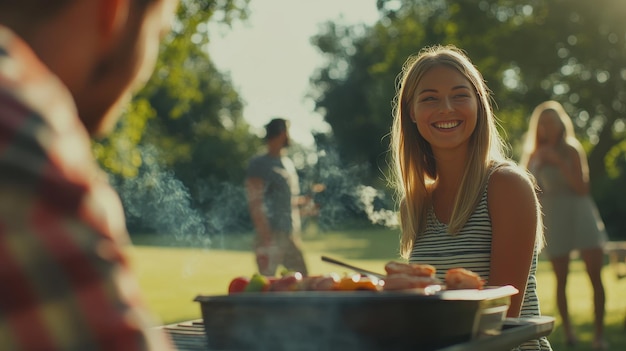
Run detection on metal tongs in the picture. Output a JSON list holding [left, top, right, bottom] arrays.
[[321, 255, 386, 279]]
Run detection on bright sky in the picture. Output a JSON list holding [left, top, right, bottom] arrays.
[[207, 0, 379, 146]]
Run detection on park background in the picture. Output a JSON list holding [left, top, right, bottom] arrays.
[[94, 1, 626, 350]]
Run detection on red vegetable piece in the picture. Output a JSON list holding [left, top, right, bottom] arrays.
[[228, 276, 250, 294]]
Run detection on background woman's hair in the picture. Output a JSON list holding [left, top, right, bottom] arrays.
[[519, 100, 578, 168]]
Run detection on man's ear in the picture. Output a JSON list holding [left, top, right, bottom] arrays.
[[97, 0, 130, 53]]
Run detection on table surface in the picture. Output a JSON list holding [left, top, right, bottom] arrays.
[[160, 316, 554, 351]]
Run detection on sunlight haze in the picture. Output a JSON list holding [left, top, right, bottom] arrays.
[[208, 0, 379, 146]]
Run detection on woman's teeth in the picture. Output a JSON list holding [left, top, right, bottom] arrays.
[[434, 121, 460, 129]]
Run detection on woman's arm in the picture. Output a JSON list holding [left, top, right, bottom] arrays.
[[559, 144, 589, 195], [245, 177, 272, 245], [488, 166, 540, 317], [540, 144, 589, 195]]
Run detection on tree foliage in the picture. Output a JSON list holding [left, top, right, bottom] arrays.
[[88, 0, 626, 238], [94, 0, 255, 181], [311, 0, 626, 238], [93, 0, 264, 235]]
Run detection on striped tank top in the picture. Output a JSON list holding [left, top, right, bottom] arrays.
[[409, 166, 552, 351]]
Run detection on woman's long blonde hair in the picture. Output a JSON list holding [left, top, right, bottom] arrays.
[[519, 100, 579, 168], [390, 45, 509, 258]]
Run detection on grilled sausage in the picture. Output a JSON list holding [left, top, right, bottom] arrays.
[[384, 261, 437, 277], [445, 268, 485, 290], [382, 273, 441, 290]]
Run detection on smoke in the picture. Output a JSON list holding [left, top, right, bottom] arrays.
[[110, 145, 210, 247], [299, 147, 399, 230], [111, 144, 398, 249], [353, 185, 398, 227], [194, 180, 251, 247]]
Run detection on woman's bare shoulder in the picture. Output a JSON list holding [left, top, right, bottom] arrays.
[[487, 163, 539, 241], [489, 163, 536, 200]]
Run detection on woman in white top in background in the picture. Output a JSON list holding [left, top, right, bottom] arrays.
[[520, 100, 607, 350]]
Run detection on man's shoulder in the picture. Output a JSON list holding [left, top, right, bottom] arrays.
[[0, 85, 95, 210], [249, 153, 268, 162], [0, 87, 49, 180], [247, 154, 272, 178], [248, 154, 268, 167]]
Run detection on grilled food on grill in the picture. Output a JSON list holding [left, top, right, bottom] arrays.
[[384, 261, 436, 277], [382, 261, 485, 291], [445, 267, 485, 290], [382, 261, 440, 291], [383, 273, 441, 290], [335, 274, 382, 291], [268, 272, 303, 292], [228, 262, 485, 294], [228, 276, 250, 294], [244, 273, 271, 292], [299, 273, 341, 291]]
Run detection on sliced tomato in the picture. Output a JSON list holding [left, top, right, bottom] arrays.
[[228, 276, 250, 294]]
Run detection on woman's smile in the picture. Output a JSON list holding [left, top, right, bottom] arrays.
[[413, 64, 478, 150], [433, 120, 462, 130]]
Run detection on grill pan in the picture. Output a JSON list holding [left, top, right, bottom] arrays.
[[194, 285, 518, 351]]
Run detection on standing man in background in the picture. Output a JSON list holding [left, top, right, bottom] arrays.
[[0, 0, 179, 350], [246, 118, 309, 276]]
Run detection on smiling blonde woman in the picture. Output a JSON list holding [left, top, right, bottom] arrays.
[[390, 44, 552, 351]]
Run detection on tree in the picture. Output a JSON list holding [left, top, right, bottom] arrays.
[[311, 0, 626, 238], [94, 0, 253, 180], [94, 0, 263, 237], [310, 4, 448, 183]]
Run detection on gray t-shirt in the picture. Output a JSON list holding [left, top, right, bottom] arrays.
[[247, 154, 301, 234]]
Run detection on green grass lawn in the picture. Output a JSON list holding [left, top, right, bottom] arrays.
[[130, 226, 626, 350]]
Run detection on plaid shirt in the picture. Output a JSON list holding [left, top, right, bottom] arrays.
[[0, 26, 173, 351]]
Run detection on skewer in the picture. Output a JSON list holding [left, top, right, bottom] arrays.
[[320, 255, 386, 279]]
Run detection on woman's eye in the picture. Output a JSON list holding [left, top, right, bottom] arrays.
[[420, 96, 436, 102]]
